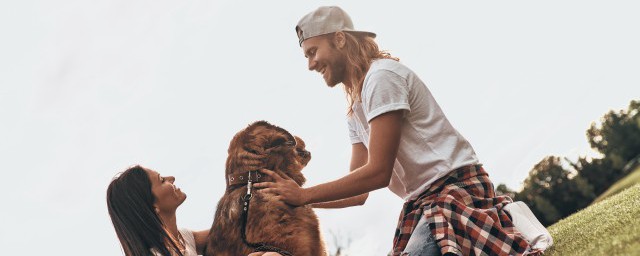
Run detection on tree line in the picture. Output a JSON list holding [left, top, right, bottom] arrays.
[[496, 99, 640, 226]]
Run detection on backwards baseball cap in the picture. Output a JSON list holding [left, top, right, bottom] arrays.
[[295, 6, 376, 46]]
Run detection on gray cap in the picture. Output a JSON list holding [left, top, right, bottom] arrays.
[[295, 6, 376, 46]]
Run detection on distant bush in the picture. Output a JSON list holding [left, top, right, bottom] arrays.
[[499, 99, 640, 226]]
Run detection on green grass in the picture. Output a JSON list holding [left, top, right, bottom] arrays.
[[544, 183, 640, 256], [594, 166, 640, 203]]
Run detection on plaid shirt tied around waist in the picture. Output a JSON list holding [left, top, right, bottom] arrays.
[[392, 165, 534, 256]]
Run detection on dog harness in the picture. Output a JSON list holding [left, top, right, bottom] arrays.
[[234, 170, 295, 256]]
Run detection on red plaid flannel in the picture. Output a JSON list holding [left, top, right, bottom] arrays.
[[392, 165, 534, 256]]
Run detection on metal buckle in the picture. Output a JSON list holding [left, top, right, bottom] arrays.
[[246, 171, 253, 197]]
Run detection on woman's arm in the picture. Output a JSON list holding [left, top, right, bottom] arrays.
[[311, 143, 369, 208], [193, 229, 210, 254], [255, 110, 403, 206]]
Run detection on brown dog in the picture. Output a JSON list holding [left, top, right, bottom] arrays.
[[205, 121, 326, 256]]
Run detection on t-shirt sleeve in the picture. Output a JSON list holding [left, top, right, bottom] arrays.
[[347, 117, 362, 144], [362, 69, 410, 123]]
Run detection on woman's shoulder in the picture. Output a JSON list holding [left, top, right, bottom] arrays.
[[178, 228, 194, 239], [178, 228, 198, 256]]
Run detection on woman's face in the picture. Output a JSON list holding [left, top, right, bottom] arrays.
[[144, 167, 187, 213]]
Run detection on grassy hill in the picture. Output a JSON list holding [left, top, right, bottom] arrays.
[[544, 183, 640, 255], [593, 166, 640, 203]]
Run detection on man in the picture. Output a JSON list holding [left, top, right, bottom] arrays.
[[256, 6, 538, 255]]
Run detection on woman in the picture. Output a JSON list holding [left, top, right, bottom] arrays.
[[255, 6, 535, 256], [107, 165, 282, 256]]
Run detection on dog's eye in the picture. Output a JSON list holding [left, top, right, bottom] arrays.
[[269, 138, 287, 148], [285, 141, 296, 147]]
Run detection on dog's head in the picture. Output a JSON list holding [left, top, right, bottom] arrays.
[[225, 121, 310, 188]]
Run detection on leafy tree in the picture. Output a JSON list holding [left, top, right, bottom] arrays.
[[568, 157, 620, 195], [514, 156, 595, 226], [496, 183, 516, 199], [507, 100, 639, 226], [587, 100, 640, 171]]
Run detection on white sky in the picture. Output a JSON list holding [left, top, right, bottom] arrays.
[[1, 1, 638, 255]]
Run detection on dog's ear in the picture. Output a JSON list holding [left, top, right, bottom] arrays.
[[225, 122, 271, 176], [237, 121, 273, 155], [247, 121, 295, 151]]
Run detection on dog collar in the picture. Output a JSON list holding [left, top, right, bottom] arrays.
[[227, 170, 263, 187]]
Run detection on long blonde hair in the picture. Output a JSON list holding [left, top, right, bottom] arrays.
[[332, 31, 399, 115]]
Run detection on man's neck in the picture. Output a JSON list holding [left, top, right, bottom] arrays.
[[342, 69, 356, 88], [343, 59, 374, 89]]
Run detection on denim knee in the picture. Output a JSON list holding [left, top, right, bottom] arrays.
[[401, 217, 441, 256]]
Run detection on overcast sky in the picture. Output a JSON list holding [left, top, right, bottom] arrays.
[[1, 1, 638, 255]]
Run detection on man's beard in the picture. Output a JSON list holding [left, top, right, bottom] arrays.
[[325, 56, 347, 87]]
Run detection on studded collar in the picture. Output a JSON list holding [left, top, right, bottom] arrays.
[[227, 170, 264, 187]]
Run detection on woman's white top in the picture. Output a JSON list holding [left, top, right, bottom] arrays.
[[179, 228, 198, 256], [348, 59, 479, 201], [151, 228, 198, 256]]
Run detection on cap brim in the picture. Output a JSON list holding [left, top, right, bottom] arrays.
[[298, 30, 377, 46]]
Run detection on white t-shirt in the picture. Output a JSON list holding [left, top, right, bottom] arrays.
[[151, 228, 198, 256], [347, 59, 479, 201]]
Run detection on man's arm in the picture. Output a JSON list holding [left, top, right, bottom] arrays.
[[311, 143, 369, 208], [256, 110, 402, 206]]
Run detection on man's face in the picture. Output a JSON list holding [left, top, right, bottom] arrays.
[[301, 35, 347, 87]]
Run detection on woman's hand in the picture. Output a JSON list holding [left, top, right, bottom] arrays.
[[253, 169, 309, 206]]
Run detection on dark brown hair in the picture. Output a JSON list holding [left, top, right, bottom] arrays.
[[106, 165, 184, 256]]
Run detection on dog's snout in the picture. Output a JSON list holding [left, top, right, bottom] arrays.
[[298, 150, 310, 158]]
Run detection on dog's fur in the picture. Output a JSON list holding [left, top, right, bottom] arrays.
[[205, 121, 326, 256]]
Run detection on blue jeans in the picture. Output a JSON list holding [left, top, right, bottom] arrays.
[[401, 216, 441, 256]]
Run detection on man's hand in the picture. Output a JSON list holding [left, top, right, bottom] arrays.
[[253, 169, 309, 206]]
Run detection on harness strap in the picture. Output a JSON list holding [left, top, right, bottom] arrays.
[[239, 171, 294, 256]]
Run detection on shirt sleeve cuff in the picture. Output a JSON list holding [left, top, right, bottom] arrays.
[[366, 103, 410, 123]]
